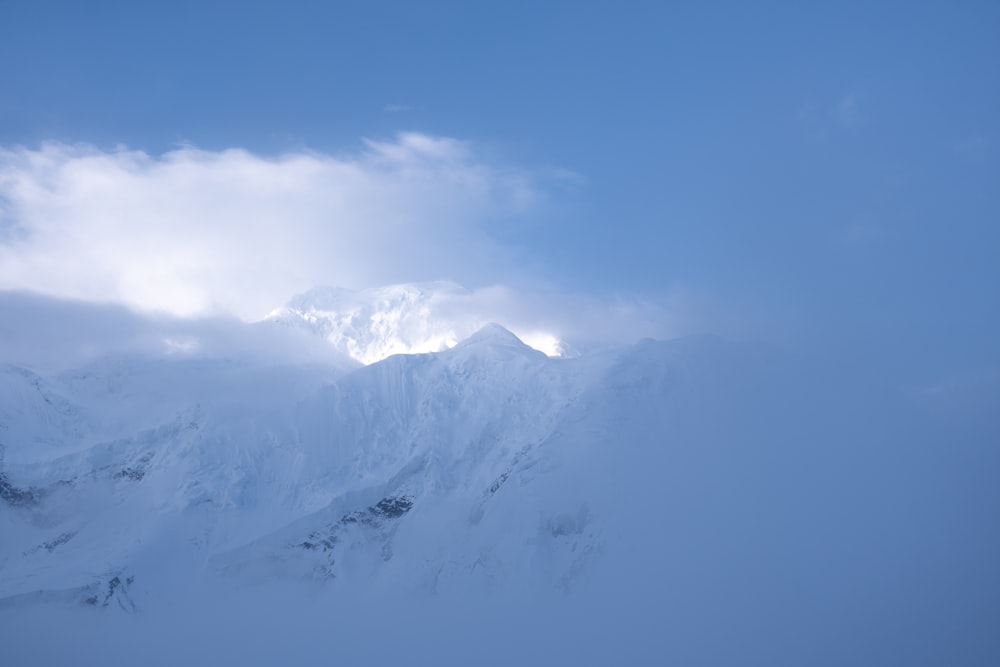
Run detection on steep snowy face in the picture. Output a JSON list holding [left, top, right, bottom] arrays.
[[1, 324, 730, 607], [0, 322, 607, 607], [266, 282, 568, 363]]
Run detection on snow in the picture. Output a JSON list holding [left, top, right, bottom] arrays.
[[0, 290, 998, 665], [266, 282, 568, 363]]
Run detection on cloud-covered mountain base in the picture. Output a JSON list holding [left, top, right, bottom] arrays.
[[0, 292, 997, 665]]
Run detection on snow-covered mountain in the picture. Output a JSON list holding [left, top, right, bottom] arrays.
[[0, 318, 614, 609], [266, 282, 571, 363], [1, 290, 997, 666]]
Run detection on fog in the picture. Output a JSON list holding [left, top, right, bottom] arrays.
[[1, 301, 997, 665]]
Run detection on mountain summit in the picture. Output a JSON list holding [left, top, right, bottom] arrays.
[[453, 322, 535, 351], [266, 282, 565, 363]]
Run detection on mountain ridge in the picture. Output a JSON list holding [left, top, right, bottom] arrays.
[[0, 291, 996, 666], [266, 282, 567, 363]]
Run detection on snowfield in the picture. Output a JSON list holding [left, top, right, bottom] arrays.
[[0, 288, 997, 666]]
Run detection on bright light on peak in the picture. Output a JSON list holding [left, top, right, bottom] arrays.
[[517, 331, 566, 358]]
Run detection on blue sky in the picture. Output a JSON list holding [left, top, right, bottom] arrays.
[[1, 0, 999, 380]]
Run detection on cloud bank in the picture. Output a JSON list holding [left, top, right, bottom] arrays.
[[0, 134, 543, 319], [0, 290, 355, 372], [0, 134, 708, 352]]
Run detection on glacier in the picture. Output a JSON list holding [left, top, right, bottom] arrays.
[[0, 288, 997, 666]]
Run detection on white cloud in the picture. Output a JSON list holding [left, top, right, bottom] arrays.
[[0, 134, 542, 319], [0, 134, 714, 354], [268, 281, 696, 362]]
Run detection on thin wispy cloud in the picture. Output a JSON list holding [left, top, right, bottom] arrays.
[[951, 134, 996, 160], [836, 91, 865, 126]]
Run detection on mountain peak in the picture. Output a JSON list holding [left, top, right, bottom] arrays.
[[455, 323, 528, 349], [266, 283, 565, 364]]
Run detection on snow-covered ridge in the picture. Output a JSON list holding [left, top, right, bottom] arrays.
[[0, 319, 612, 608], [1, 293, 996, 665], [265, 282, 568, 364]]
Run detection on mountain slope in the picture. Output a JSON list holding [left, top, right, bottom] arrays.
[[1, 300, 998, 666]]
